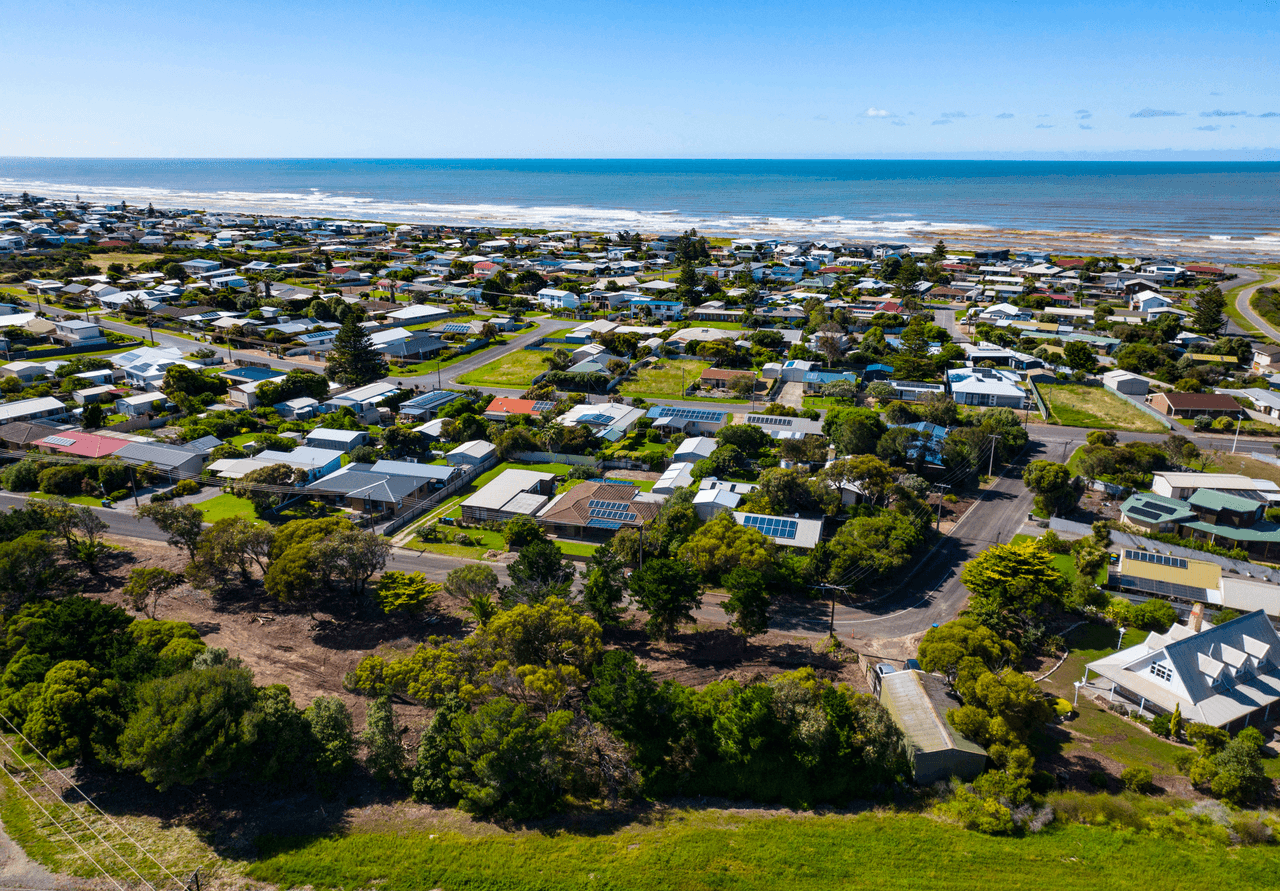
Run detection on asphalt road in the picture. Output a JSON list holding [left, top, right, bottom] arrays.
[[1228, 266, 1280, 341]]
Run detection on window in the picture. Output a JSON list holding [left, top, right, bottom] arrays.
[[1149, 663, 1173, 682]]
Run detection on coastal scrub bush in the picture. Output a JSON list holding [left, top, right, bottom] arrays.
[[1121, 765, 1153, 793]]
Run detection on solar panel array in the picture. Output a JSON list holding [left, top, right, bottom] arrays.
[[590, 507, 637, 522], [442, 323, 471, 333], [532, 401, 556, 412], [648, 405, 727, 423], [1127, 506, 1164, 522], [44, 436, 77, 446], [589, 499, 631, 511], [741, 514, 798, 540], [579, 413, 618, 426], [747, 415, 792, 427], [1124, 549, 1187, 570], [587, 518, 623, 529]]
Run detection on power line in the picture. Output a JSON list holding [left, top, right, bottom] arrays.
[[0, 747, 129, 891], [0, 714, 190, 891], [0, 732, 156, 890]]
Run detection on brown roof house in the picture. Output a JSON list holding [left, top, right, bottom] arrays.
[[537, 481, 661, 542], [1150, 392, 1242, 420]]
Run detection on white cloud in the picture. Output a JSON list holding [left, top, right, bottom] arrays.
[[940, 111, 968, 119], [1131, 108, 1183, 118], [995, 112, 1014, 119], [1079, 124, 1093, 130], [890, 120, 907, 127], [1200, 109, 1247, 117], [1196, 125, 1220, 131], [864, 107, 892, 117], [931, 119, 952, 126]]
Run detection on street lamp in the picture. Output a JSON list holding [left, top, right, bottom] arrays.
[[1117, 625, 1126, 650], [1073, 679, 1083, 708], [1232, 412, 1244, 454]]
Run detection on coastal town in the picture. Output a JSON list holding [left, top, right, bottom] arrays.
[[2, 190, 1280, 887]]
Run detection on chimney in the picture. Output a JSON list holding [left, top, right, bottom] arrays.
[[1189, 602, 1204, 633]]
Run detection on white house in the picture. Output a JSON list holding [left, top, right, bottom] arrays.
[[1085, 609, 1280, 730], [535, 288, 581, 310]]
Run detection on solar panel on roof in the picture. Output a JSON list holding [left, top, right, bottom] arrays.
[[579, 413, 617, 426], [587, 518, 623, 529], [741, 515, 798, 540], [1127, 506, 1163, 521], [748, 415, 792, 427], [531, 401, 555, 412], [590, 508, 637, 522], [589, 499, 631, 512], [43, 436, 77, 446]]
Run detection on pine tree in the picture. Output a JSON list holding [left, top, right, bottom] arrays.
[[581, 541, 628, 625], [1191, 286, 1226, 335], [325, 314, 388, 385]]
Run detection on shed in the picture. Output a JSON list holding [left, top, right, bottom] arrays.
[[1102, 370, 1148, 398], [878, 670, 987, 785], [446, 439, 497, 467]]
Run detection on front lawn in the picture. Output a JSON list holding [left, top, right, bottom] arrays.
[[456, 349, 550, 388], [195, 493, 259, 523], [1011, 533, 1107, 586], [618, 359, 710, 400], [1040, 383, 1165, 433]]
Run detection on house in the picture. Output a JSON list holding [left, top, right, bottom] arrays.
[[1151, 472, 1280, 502], [446, 439, 497, 467], [0, 421, 66, 450], [275, 397, 321, 420], [396, 389, 464, 421], [946, 367, 1025, 408], [73, 385, 116, 405], [977, 302, 1030, 322], [881, 380, 947, 403], [730, 511, 824, 549], [673, 436, 718, 462], [743, 413, 825, 439], [36, 430, 127, 459], [308, 463, 442, 518], [484, 397, 553, 421], [1130, 292, 1173, 313], [180, 258, 220, 277], [112, 441, 206, 483], [460, 469, 558, 523], [1102, 370, 1149, 398], [52, 319, 108, 346], [0, 396, 70, 425], [698, 367, 757, 392], [1252, 343, 1280, 372], [557, 401, 645, 442], [323, 381, 401, 423], [1084, 610, 1280, 730], [1, 362, 50, 383], [1106, 547, 1280, 621], [644, 404, 729, 436], [1150, 392, 1242, 420], [535, 288, 581, 310], [303, 428, 370, 453], [652, 462, 695, 495], [1120, 490, 1280, 559], [115, 392, 169, 417], [692, 487, 742, 520], [537, 481, 662, 541], [208, 447, 342, 483], [878, 670, 987, 785]]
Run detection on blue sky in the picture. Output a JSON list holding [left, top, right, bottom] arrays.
[[3, 0, 1278, 158]]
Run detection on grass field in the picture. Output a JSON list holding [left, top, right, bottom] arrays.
[[245, 808, 1277, 891], [457, 349, 549, 388], [195, 493, 258, 523], [28, 492, 105, 507], [1040, 384, 1165, 433], [618, 360, 710, 399]]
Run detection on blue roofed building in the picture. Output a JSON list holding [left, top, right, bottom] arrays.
[[645, 404, 730, 435], [397, 389, 464, 421]]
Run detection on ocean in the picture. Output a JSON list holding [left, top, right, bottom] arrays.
[[1, 158, 1277, 261]]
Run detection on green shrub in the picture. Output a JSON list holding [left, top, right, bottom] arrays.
[[1052, 698, 1073, 719], [38, 465, 90, 496], [1120, 765, 1153, 793], [1, 460, 42, 492], [108, 489, 130, 502], [1150, 713, 1171, 737], [171, 479, 200, 497]]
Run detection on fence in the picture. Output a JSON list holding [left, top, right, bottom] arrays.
[[1103, 384, 1173, 429], [9, 338, 144, 361], [1026, 377, 1050, 420], [508, 451, 600, 467], [380, 456, 496, 537]]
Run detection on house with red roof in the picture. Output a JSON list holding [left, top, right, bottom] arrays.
[[35, 430, 126, 459]]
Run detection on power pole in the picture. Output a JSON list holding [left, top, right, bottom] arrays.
[[988, 433, 999, 479], [935, 483, 951, 528]]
